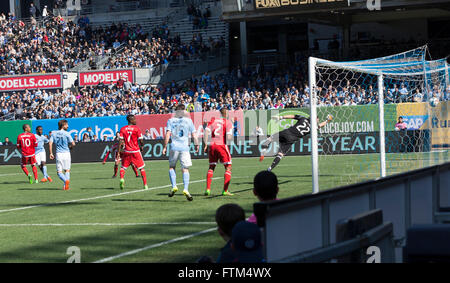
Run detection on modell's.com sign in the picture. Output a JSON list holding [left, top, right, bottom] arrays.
[[255, 0, 346, 9]]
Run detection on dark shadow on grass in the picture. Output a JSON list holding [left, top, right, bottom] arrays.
[[276, 174, 335, 178], [17, 188, 61, 191], [0, 181, 30, 185], [80, 187, 116, 191]]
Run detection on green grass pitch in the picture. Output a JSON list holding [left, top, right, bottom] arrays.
[[0, 151, 447, 263]]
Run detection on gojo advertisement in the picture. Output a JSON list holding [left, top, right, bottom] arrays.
[[0, 73, 62, 91], [78, 69, 134, 86]]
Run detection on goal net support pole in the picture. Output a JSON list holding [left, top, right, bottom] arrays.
[[309, 57, 319, 194], [378, 73, 387, 178]]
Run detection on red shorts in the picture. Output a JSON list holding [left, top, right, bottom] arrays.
[[121, 151, 145, 170], [208, 144, 232, 165], [21, 155, 36, 166]]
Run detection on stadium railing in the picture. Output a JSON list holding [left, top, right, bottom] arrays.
[[254, 161, 450, 263]]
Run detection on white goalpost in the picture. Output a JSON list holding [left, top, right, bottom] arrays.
[[308, 46, 449, 193]]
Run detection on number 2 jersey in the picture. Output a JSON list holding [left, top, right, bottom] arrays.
[[279, 115, 311, 143], [207, 118, 233, 146], [119, 125, 143, 153], [17, 132, 37, 157]]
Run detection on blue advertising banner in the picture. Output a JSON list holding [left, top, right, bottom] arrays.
[[34, 116, 128, 140]]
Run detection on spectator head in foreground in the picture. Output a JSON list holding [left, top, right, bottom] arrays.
[[231, 221, 264, 263], [247, 171, 279, 224], [253, 170, 279, 201], [215, 203, 246, 263], [216, 203, 246, 242]]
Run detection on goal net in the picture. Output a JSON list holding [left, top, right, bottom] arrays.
[[309, 46, 449, 192]]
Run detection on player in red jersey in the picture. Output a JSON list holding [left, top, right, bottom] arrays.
[[102, 133, 139, 178], [17, 124, 39, 184], [203, 108, 234, 196], [118, 115, 148, 190]]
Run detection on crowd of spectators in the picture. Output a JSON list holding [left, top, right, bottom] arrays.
[[187, 4, 211, 30], [1, 61, 449, 121]]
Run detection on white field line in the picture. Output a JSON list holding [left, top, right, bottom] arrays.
[[0, 177, 222, 214], [93, 227, 217, 263], [0, 222, 216, 227]]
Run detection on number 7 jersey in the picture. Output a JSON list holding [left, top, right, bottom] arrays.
[[119, 125, 143, 153]]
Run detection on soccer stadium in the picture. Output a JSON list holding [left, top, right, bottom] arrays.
[[0, 0, 449, 269]]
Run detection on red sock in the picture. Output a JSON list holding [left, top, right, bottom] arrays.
[[140, 169, 147, 186], [114, 165, 118, 176], [132, 165, 139, 177], [32, 166, 38, 180], [21, 166, 29, 176], [120, 168, 125, 179], [224, 170, 232, 192], [206, 169, 214, 190]]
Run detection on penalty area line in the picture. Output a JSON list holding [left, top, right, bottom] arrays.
[[93, 227, 217, 263]]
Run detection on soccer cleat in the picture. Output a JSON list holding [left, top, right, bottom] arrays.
[[64, 180, 70, 191], [204, 189, 211, 196], [47, 176, 53, 183], [136, 175, 140, 178], [183, 190, 193, 201], [259, 155, 265, 162], [35, 179, 39, 184], [41, 178, 48, 183], [222, 191, 234, 196], [169, 187, 178, 197], [112, 175, 117, 179], [144, 185, 149, 190], [120, 179, 125, 190], [28, 174, 33, 184]]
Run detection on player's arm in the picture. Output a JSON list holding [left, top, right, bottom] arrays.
[[272, 115, 298, 120], [49, 137, 54, 160], [192, 131, 200, 153], [318, 115, 334, 129], [162, 130, 171, 155]]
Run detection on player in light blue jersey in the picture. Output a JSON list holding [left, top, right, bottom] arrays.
[[35, 126, 53, 183], [49, 120, 76, 191], [163, 104, 199, 201]]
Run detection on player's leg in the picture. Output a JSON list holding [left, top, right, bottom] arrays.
[[205, 145, 217, 196], [133, 152, 148, 190], [220, 146, 233, 196], [180, 151, 193, 201], [131, 164, 140, 178], [113, 162, 119, 178], [56, 154, 67, 189], [20, 157, 32, 183], [119, 153, 130, 190], [63, 153, 71, 190], [268, 142, 292, 172], [260, 132, 280, 161], [168, 150, 178, 197]]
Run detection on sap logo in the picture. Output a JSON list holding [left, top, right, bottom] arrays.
[[0, 148, 21, 163], [403, 115, 428, 130], [367, 0, 381, 10], [431, 117, 449, 129]]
